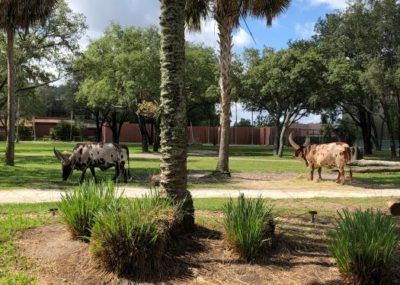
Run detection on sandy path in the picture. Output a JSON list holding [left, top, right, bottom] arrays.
[[0, 185, 399, 204]]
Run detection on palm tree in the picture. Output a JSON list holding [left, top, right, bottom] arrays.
[[159, 0, 194, 231], [0, 0, 57, 166], [185, 0, 291, 175]]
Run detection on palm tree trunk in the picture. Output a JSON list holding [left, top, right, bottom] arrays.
[[215, 18, 233, 175], [5, 28, 15, 166], [159, 0, 194, 231]]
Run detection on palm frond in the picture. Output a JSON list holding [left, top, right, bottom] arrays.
[[248, 0, 291, 26], [0, 0, 57, 30], [185, 0, 210, 31]]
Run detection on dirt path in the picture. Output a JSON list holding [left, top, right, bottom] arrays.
[[1, 184, 399, 204]]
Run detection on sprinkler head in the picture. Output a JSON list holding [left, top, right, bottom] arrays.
[[308, 211, 318, 223], [49, 208, 58, 216]]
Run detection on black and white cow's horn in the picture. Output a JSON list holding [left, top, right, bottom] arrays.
[[288, 133, 300, 150], [304, 136, 311, 146], [53, 147, 67, 163]]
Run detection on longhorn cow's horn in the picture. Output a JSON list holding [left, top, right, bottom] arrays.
[[304, 136, 311, 146], [288, 133, 301, 150], [53, 147, 67, 163]]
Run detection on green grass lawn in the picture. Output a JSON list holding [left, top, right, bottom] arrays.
[[0, 196, 391, 284], [0, 141, 399, 190]]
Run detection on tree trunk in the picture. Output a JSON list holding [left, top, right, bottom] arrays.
[[359, 109, 372, 155], [277, 124, 287, 157], [383, 106, 397, 159], [109, 111, 119, 144], [371, 116, 381, 151], [137, 114, 149, 152], [349, 159, 400, 167], [159, 0, 194, 231], [94, 111, 103, 142], [273, 116, 281, 156], [352, 167, 400, 173], [396, 94, 400, 156], [215, 18, 233, 175], [5, 28, 15, 166], [153, 117, 161, 152]]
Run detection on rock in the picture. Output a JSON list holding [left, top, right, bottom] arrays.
[[387, 200, 400, 216]]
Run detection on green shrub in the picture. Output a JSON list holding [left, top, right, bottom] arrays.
[[17, 124, 33, 140], [59, 180, 120, 239], [50, 120, 85, 141], [90, 193, 177, 278], [223, 194, 275, 260], [328, 209, 398, 284]]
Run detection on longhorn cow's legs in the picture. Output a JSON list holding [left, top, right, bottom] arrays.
[[310, 166, 314, 181], [89, 167, 97, 183], [341, 168, 345, 185], [317, 168, 322, 182], [336, 168, 345, 185], [79, 168, 87, 184]]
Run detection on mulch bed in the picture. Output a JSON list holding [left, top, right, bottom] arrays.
[[18, 215, 346, 285]]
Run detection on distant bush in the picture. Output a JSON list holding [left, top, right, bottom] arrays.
[[50, 120, 85, 141], [18, 124, 33, 140], [329, 209, 398, 284], [223, 194, 275, 260], [90, 192, 179, 278], [59, 180, 120, 239]]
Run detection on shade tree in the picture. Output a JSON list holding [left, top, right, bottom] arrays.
[[242, 43, 328, 157]]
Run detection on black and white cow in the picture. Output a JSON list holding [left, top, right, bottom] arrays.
[[53, 143, 131, 183]]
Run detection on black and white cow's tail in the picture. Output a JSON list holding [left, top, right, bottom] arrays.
[[121, 144, 132, 181]]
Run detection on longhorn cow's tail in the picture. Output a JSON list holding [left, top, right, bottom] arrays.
[[121, 144, 132, 181]]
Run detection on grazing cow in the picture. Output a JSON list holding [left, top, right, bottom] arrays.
[[288, 133, 352, 185], [53, 143, 131, 183]]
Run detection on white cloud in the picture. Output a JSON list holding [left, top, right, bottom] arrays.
[[186, 19, 254, 49], [233, 28, 253, 47], [67, 0, 160, 48], [295, 22, 316, 39], [67, 0, 255, 50], [309, 0, 348, 9], [186, 19, 219, 48]]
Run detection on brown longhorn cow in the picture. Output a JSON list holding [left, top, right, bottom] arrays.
[[288, 133, 352, 185]]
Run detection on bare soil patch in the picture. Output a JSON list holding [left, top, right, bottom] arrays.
[[18, 214, 351, 285]]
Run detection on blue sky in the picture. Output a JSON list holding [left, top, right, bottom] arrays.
[[67, 0, 348, 124], [68, 0, 347, 52]]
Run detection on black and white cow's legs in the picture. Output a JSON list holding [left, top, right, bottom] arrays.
[[112, 164, 120, 182], [89, 167, 98, 183], [79, 168, 87, 184], [120, 161, 128, 183]]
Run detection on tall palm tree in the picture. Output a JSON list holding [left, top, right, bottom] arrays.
[[0, 0, 57, 166], [186, 0, 291, 175], [160, 0, 194, 231]]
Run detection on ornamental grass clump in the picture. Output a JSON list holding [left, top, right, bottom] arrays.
[[329, 209, 398, 284], [223, 194, 275, 260], [59, 180, 120, 239], [90, 192, 178, 279]]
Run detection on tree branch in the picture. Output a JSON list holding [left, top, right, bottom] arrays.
[[15, 77, 61, 93]]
